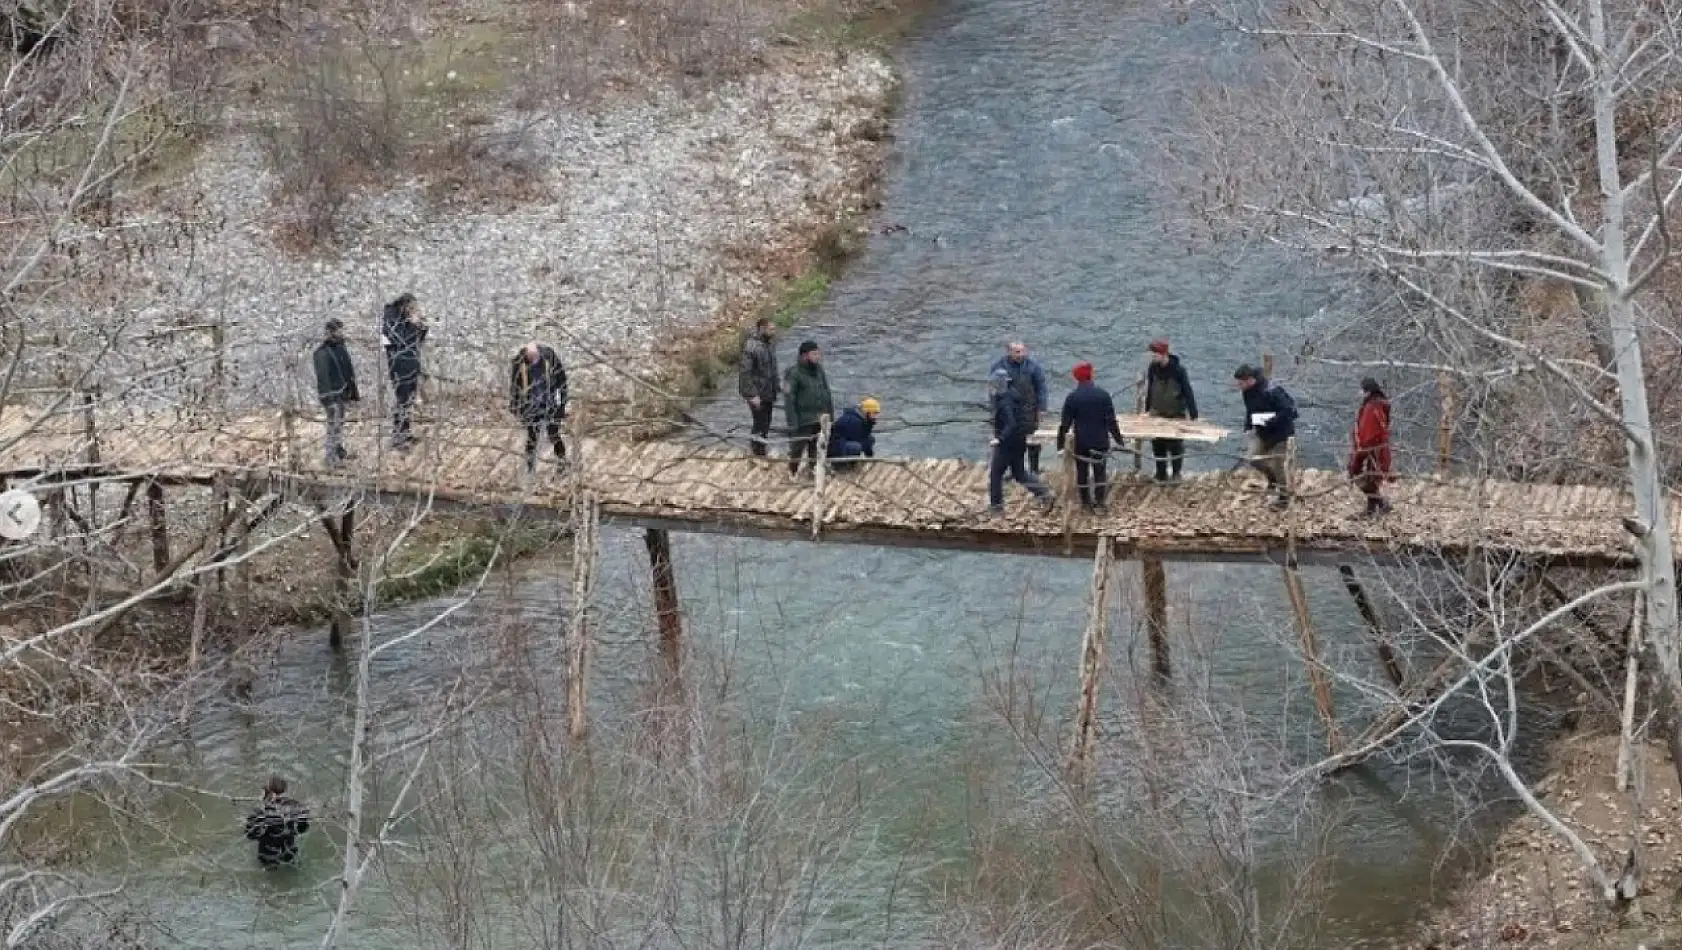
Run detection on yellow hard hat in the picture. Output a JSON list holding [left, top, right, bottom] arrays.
[[860, 397, 881, 416]]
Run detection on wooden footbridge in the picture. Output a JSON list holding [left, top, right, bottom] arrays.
[[0, 404, 1660, 776]]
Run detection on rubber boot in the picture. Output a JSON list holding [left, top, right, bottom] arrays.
[[1170, 457, 1183, 482], [1154, 460, 1169, 482]]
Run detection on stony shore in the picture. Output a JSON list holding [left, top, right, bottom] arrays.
[[106, 42, 896, 427]]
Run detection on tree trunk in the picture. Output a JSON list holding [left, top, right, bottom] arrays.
[[1588, 0, 1682, 788]]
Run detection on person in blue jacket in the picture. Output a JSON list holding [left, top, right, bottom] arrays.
[[990, 341, 1048, 472], [988, 366, 1054, 514], [1234, 363, 1298, 510], [828, 397, 880, 472]]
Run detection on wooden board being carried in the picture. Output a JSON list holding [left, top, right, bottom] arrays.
[[1031, 414, 1230, 444]]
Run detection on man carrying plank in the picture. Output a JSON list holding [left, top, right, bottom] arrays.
[[1142, 339, 1199, 482]]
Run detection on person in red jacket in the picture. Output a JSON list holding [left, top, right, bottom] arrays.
[[1348, 377, 1393, 516]]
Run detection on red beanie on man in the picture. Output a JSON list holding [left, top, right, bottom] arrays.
[[1148, 339, 1170, 355], [1071, 361, 1094, 383]]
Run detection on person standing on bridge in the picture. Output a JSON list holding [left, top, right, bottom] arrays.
[[510, 341, 569, 473], [738, 317, 780, 457], [381, 293, 427, 452], [784, 340, 834, 478], [1142, 339, 1198, 482], [1056, 361, 1123, 511], [1348, 377, 1393, 517], [989, 366, 1054, 515], [312, 318, 360, 470], [991, 341, 1048, 473], [828, 397, 879, 472], [1234, 364, 1297, 511]]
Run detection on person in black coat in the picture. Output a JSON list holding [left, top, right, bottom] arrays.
[[1234, 364, 1298, 510], [381, 293, 427, 450], [1056, 361, 1125, 510], [509, 342, 569, 472], [1143, 339, 1199, 481], [244, 776, 310, 868], [312, 318, 359, 469], [988, 367, 1054, 514]]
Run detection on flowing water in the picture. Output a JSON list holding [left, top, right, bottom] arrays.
[[56, 1, 1528, 946]]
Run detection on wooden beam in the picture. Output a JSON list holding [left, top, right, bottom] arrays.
[[1324, 645, 1479, 775], [569, 494, 600, 741], [146, 481, 168, 575], [1068, 537, 1117, 788], [1339, 564, 1404, 687], [645, 527, 683, 685], [1142, 557, 1170, 678], [1284, 562, 1343, 754]]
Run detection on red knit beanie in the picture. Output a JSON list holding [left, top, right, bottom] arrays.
[[1071, 361, 1094, 383], [1148, 339, 1170, 355]]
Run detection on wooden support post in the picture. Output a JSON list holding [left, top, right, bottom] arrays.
[[323, 501, 357, 652], [1339, 564, 1404, 687], [568, 494, 600, 741], [645, 527, 683, 685], [1061, 446, 1077, 551], [1069, 537, 1117, 787], [1436, 368, 1454, 475], [1284, 562, 1344, 754], [1262, 350, 1274, 378], [1142, 557, 1170, 678], [810, 414, 831, 540], [146, 481, 169, 575]]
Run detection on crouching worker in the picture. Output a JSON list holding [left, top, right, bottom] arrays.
[[828, 397, 880, 472], [244, 776, 310, 869], [510, 341, 569, 473]]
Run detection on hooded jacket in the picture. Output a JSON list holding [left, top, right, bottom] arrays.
[[382, 301, 427, 381], [509, 346, 568, 419], [1240, 374, 1297, 445], [1145, 355, 1198, 420], [245, 795, 311, 866], [1348, 392, 1393, 478], [990, 355, 1048, 430], [828, 407, 876, 457], [991, 368, 1037, 441], [738, 330, 779, 401], [783, 360, 834, 430], [312, 337, 359, 406]]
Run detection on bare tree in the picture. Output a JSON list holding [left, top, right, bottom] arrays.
[[1179, 0, 1682, 790]]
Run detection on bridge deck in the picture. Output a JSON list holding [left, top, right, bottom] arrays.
[[0, 409, 1659, 566]]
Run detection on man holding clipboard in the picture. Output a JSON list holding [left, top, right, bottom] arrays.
[[1234, 364, 1297, 511]]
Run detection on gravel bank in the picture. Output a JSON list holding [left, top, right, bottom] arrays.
[[102, 48, 895, 424]]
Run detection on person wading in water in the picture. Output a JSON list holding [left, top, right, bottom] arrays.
[[244, 776, 311, 868]]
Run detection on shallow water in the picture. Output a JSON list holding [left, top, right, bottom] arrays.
[[58, 1, 1521, 946]]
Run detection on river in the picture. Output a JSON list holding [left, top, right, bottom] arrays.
[[59, 0, 1523, 946]]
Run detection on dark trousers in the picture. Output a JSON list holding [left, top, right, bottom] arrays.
[[524, 413, 566, 467], [829, 439, 865, 472], [748, 399, 775, 457], [1073, 449, 1108, 507], [1151, 437, 1185, 479], [788, 422, 821, 475], [391, 375, 418, 445], [989, 435, 1049, 508]]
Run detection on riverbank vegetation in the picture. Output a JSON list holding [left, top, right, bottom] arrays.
[[1176, 0, 1682, 943]]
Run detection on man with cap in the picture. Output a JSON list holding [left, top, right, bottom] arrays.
[[509, 341, 569, 472], [312, 318, 359, 469], [990, 341, 1049, 473], [783, 340, 834, 477], [828, 397, 880, 473], [1234, 363, 1298, 510], [989, 366, 1055, 514], [1056, 361, 1124, 510], [1143, 339, 1198, 482]]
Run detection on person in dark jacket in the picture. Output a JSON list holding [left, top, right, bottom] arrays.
[[1056, 361, 1124, 510], [312, 318, 359, 469], [244, 776, 310, 868], [990, 341, 1049, 473], [1234, 364, 1298, 510], [739, 318, 780, 457], [1349, 377, 1393, 516], [1143, 339, 1199, 482], [381, 293, 427, 451], [784, 340, 834, 477], [509, 342, 569, 472], [988, 366, 1054, 514], [828, 397, 879, 472]]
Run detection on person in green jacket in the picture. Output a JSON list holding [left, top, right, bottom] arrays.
[[783, 340, 834, 477]]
